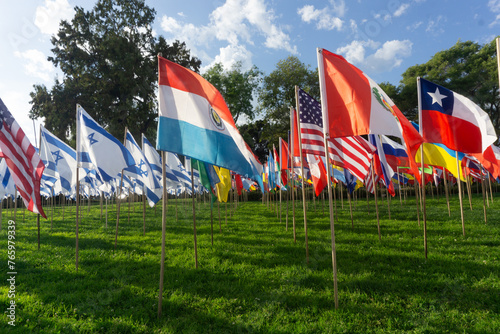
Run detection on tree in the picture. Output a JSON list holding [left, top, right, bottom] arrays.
[[29, 0, 201, 145], [394, 39, 500, 133], [203, 62, 262, 123], [257, 56, 319, 149], [238, 120, 270, 164]]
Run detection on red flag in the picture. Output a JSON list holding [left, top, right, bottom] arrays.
[[279, 137, 289, 185], [317, 48, 423, 182], [471, 145, 500, 179], [297, 88, 375, 182], [235, 174, 243, 195], [308, 154, 327, 196], [0, 99, 46, 218]]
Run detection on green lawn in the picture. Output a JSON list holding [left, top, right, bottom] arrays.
[[1, 189, 499, 333]]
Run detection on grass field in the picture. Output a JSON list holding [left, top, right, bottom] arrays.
[[1, 188, 500, 333]]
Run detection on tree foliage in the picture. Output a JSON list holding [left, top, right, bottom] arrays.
[[256, 56, 319, 149], [393, 39, 500, 134], [29, 0, 201, 145], [202, 62, 262, 124]]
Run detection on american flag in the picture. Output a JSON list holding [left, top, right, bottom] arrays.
[[297, 88, 375, 182], [0, 98, 46, 218]]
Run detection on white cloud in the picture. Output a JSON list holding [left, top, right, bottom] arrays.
[[336, 40, 379, 65], [202, 44, 253, 73], [489, 0, 500, 27], [14, 49, 55, 82], [406, 21, 423, 31], [160, 0, 297, 67], [336, 39, 412, 73], [426, 15, 445, 34], [297, 3, 344, 31], [34, 0, 74, 36], [393, 3, 410, 17]]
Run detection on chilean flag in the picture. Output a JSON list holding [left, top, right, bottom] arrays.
[[419, 78, 497, 154], [317, 48, 423, 181], [156, 56, 262, 187]]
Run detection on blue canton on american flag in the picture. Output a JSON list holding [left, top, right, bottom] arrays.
[[0, 98, 46, 218], [297, 88, 376, 183]]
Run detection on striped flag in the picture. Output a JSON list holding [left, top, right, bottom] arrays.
[[369, 134, 395, 196], [156, 56, 262, 187], [0, 98, 46, 218], [297, 88, 375, 182]]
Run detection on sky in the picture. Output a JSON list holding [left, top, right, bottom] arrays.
[[1, 0, 499, 146]]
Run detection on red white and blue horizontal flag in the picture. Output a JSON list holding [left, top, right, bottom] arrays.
[[419, 78, 497, 153], [156, 56, 263, 188]]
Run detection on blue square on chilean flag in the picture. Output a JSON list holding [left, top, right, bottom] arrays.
[[420, 78, 454, 115]]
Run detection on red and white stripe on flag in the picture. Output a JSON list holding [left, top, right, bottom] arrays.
[[0, 99, 46, 218]]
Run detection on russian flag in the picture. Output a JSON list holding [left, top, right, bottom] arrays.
[[380, 135, 409, 170], [156, 56, 263, 187], [419, 78, 497, 154]]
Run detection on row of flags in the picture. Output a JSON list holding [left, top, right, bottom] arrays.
[[0, 46, 499, 217]]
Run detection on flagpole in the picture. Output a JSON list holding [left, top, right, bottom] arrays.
[[190, 165, 198, 269], [290, 107, 296, 244], [114, 127, 127, 250], [317, 48, 338, 309], [75, 104, 81, 271], [295, 86, 309, 264], [158, 151, 168, 317], [480, 165, 487, 224], [456, 154, 465, 236], [370, 161, 381, 240], [417, 77, 428, 259], [466, 172, 473, 210], [496, 37, 500, 91], [347, 190, 353, 229], [443, 168, 451, 216]]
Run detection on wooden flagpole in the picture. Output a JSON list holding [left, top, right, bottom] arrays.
[[488, 172, 494, 203], [295, 86, 309, 264], [143, 192, 146, 236], [324, 136, 338, 309], [105, 197, 108, 228], [465, 172, 473, 210], [218, 200, 222, 233], [158, 150, 168, 318], [190, 165, 198, 268], [317, 48, 338, 308], [397, 167, 402, 206], [114, 172, 124, 250], [210, 201, 214, 246], [370, 161, 381, 240], [290, 107, 296, 243], [417, 77, 428, 258], [75, 104, 81, 271], [114, 127, 127, 250], [347, 190, 353, 229], [480, 166, 487, 224], [456, 154, 465, 236], [443, 169, 451, 216]]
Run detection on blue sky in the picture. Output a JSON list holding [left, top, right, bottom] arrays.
[[1, 0, 499, 145]]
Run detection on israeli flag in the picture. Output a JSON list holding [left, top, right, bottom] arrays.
[[165, 152, 192, 188], [142, 134, 180, 188], [40, 125, 77, 196], [76, 105, 135, 182], [123, 130, 162, 207]]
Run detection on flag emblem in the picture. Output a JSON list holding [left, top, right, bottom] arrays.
[[88, 132, 98, 145], [52, 150, 63, 165], [209, 107, 225, 131]]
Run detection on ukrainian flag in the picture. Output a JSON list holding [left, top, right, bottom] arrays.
[[415, 143, 466, 181]]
